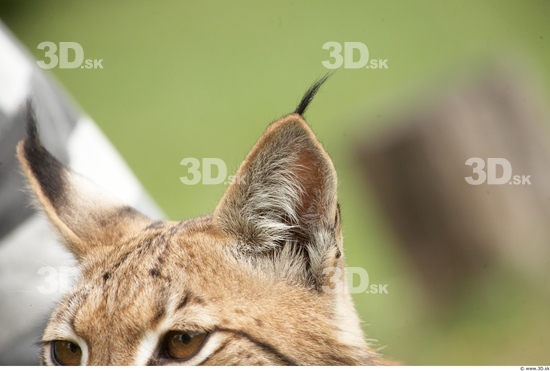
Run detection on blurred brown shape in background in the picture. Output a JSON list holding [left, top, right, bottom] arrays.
[[355, 59, 550, 304]]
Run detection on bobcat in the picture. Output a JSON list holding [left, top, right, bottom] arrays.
[[17, 77, 387, 365]]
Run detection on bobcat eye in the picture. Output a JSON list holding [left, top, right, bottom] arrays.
[[51, 340, 82, 366], [163, 331, 208, 360]]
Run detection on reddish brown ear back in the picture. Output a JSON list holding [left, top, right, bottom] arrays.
[[17, 103, 151, 258]]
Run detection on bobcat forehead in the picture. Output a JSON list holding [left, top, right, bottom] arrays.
[[18, 78, 389, 365], [85, 220, 226, 293]]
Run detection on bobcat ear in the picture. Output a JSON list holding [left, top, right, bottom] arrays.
[[17, 103, 151, 259], [214, 111, 339, 253]]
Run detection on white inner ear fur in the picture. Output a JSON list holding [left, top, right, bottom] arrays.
[[65, 171, 124, 214]]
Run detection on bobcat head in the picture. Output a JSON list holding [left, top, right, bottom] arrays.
[[17, 77, 385, 365]]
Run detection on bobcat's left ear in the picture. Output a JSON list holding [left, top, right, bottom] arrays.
[[17, 103, 151, 259], [214, 113, 339, 249], [214, 79, 341, 288]]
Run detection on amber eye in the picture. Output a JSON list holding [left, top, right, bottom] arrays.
[[163, 331, 208, 360], [51, 340, 82, 366]]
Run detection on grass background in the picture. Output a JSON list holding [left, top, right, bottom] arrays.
[[1, 0, 549, 364]]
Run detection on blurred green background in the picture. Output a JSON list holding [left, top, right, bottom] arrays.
[[2, 0, 549, 365]]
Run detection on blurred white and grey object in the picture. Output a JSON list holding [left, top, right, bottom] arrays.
[[0, 21, 164, 364], [355, 59, 550, 303]]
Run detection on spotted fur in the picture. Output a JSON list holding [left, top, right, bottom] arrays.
[[17, 80, 388, 365]]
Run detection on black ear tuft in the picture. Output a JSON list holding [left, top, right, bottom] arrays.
[[17, 101, 152, 254], [25, 99, 40, 148], [294, 74, 332, 116], [21, 101, 67, 208]]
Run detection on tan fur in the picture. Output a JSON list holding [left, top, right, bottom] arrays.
[[18, 109, 389, 365]]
